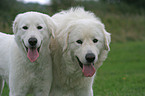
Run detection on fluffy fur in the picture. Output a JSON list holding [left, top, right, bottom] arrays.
[[50, 7, 111, 96], [0, 33, 14, 96], [0, 12, 56, 96]]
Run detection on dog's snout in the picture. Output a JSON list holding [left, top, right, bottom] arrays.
[[85, 53, 95, 63], [28, 37, 37, 47]]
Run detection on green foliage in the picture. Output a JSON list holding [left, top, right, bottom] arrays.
[[122, 0, 145, 9], [0, 0, 16, 11], [101, 14, 145, 42], [51, 0, 76, 12], [0, 0, 145, 41]]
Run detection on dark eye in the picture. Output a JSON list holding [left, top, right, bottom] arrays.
[[76, 40, 83, 44], [22, 26, 28, 30], [93, 39, 98, 43], [37, 26, 43, 30]]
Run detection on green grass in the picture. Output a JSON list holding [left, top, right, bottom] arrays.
[[93, 41, 145, 96], [2, 41, 145, 96]]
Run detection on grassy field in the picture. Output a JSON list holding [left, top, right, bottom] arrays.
[[93, 41, 145, 96], [2, 41, 145, 96]]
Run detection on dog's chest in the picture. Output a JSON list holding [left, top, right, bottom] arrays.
[[24, 62, 50, 77], [55, 68, 89, 90]]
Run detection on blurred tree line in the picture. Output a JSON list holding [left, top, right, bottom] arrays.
[[0, 0, 144, 24], [122, 0, 145, 9], [0, 0, 145, 42]]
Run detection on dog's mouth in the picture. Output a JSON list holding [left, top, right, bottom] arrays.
[[23, 44, 41, 53], [76, 57, 96, 77], [22, 40, 41, 62]]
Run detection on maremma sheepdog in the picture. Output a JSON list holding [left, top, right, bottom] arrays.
[[50, 7, 111, 96], [0, 12, 56, 96]]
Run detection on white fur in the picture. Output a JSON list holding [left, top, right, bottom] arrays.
[[0, 32, 14, 96], [0, 12, 56, 96], [50, 7, 111, 96]]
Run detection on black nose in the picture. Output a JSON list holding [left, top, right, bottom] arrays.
[[85, 53, 95, 63], [28, 37, 37, 47]]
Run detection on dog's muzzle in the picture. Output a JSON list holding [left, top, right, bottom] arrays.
[[22, 37, 41, 62], [76, 53, 96, 77]]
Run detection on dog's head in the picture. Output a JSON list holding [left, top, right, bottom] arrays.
[[13, 12, 56, 62], [57, 8, 111, 77]]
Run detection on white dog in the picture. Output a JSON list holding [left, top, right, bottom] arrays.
[[49, 8, 111, 96], [0, 12, 56, 96], [0, 33, 14, 96]]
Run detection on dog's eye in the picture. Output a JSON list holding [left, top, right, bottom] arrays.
[[22, 26, 28, 30], [76, 40, 83, 44], [93, 39, 98, 43], [37, 26, 43, 30]]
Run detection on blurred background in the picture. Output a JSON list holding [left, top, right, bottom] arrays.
[[0, 0, 145, 96], [0, 0, 145, 42]]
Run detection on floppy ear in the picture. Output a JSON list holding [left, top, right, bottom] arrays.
[[99, 23, 111, 51], [57, 26, 71, 52], [13, 14, 22, 34], [13, 20, 17, 34], [57, 22, 76, 52], [62, 31, 71, 52], [103, 28, 111, 51], [42, 14, 56, 38], [95, 24, 111, 68]]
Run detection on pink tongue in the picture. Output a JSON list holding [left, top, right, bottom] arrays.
[[27, 48, 39, 62], [82, 63, 96, 77]]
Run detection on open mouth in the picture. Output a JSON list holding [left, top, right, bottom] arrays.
[[76, 56, 96, 77], [23, 41, 41, 53], [22, 40, 41, 62]]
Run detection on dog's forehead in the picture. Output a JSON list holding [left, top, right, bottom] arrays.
[[18, 13, 44, 25], [70, 23, 103, 39]]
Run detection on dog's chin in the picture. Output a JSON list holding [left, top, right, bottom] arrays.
[[76, 56, 96, 77]]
